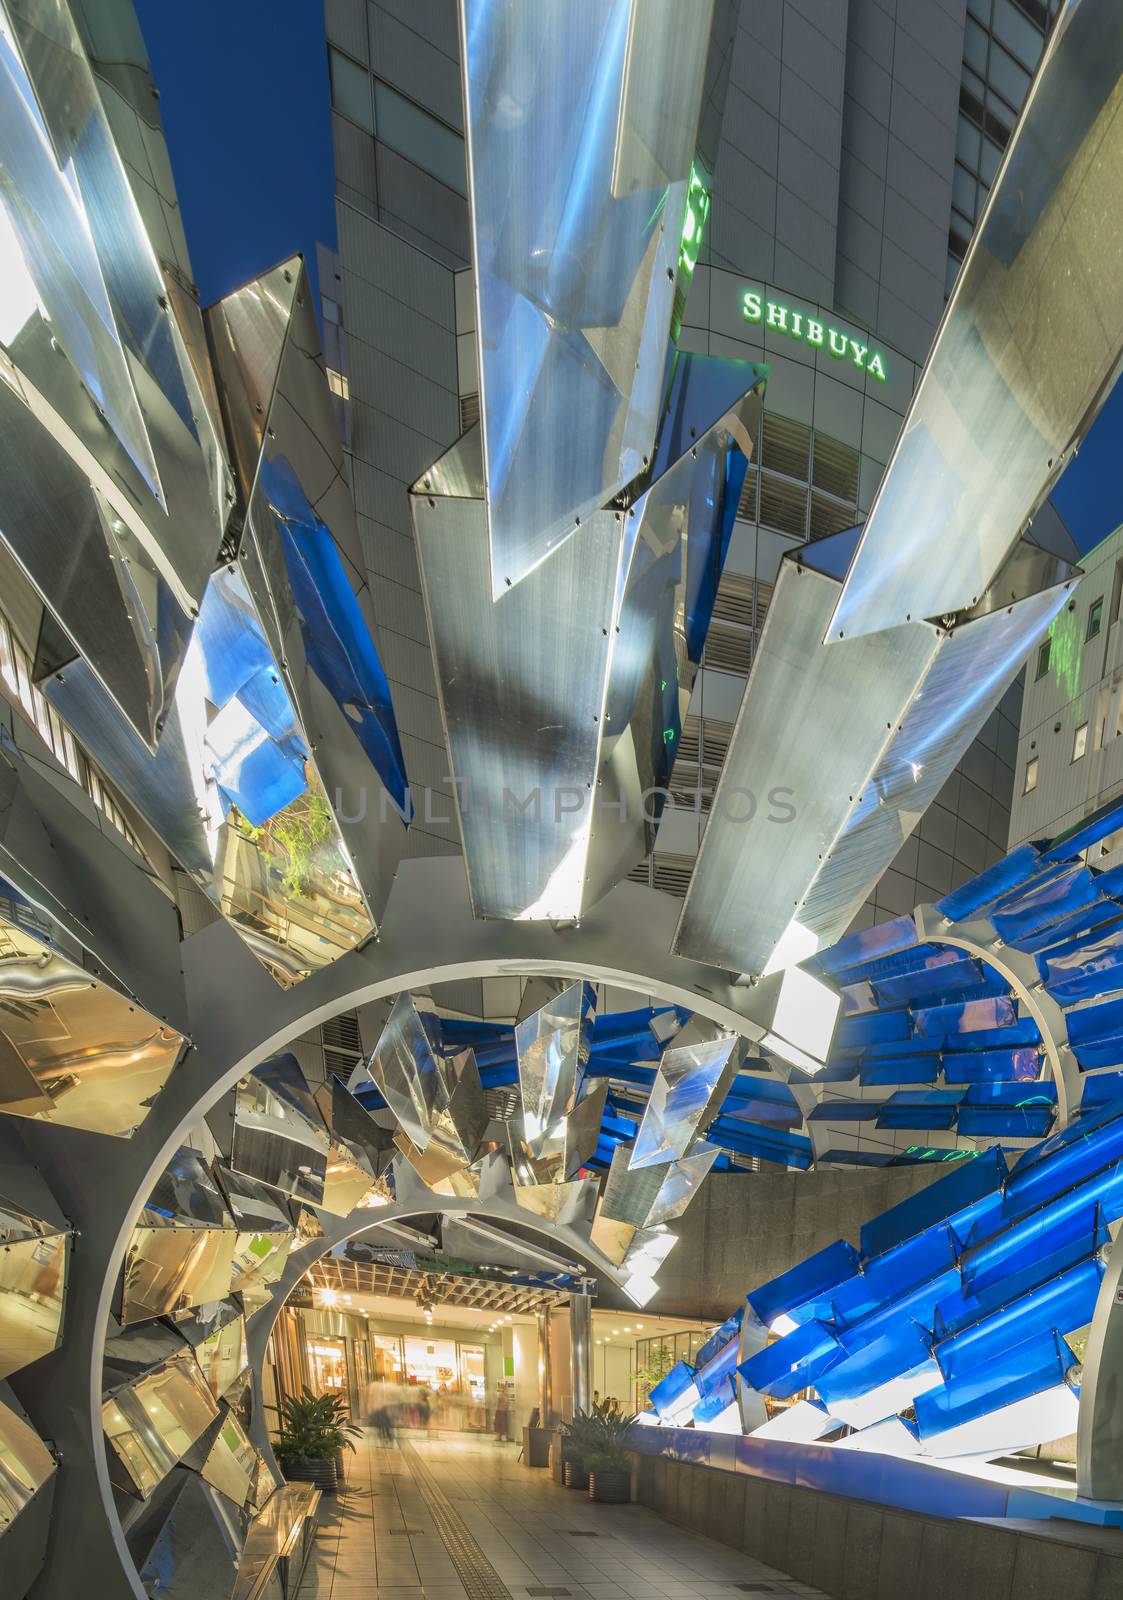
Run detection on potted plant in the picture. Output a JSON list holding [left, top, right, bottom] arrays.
[[584, 1404, 636, 1504], [274, 1387, 361, 1493], [553, 1408, 595, 1487]]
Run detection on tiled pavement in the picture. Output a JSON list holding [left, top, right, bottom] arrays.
[[298, 1430, 831, 1600]]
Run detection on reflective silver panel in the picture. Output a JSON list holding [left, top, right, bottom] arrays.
[[0, 1196, 67, 1378], [121, 1146, 236, 1326], [314, 1075, 394, 1217], [189, 1409, 258, 1508], [214, 1165, 295, 1295], [0, 1397, 54, 1540], [230, 1056, 329, 1206], [103, 1349, 220, 1499], [644, 1146, 719, 1226], [233, 1483, 319, 1600], [0, 897, 183, 1136], [515, 981, 594, 1150], [461, 0, 715, 593], [629, 1036, 741, 1169], [134, 1469, 249, 1597], [368, 994, 486, 1168], [0, 0, 231, 748], [512, 1172, 599, 1227], [598, 1144, 664, 1227], [829, 0, 1123, 639], [675, 550, 941, 976], [206, 258, 409, 934], [413, 369, 763, 921]]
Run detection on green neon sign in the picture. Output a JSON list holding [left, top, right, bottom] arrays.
[[679, 165, 710, 283], [741, 289, 887, 382]]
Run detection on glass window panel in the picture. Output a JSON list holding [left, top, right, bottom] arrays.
[[957, 114, 982, 170], [995, 0, 1046, 69], [953, 163, 978, 221], [1074, 723, 1089, 762], [374, 80, 466, 195], [1024, 755, 1038, 793], [964, 17, 990, 75], [330, 47, 373, 133], [979, 136, 1003, 186], [1088, 597, 1104, 640], [1036, 639, 1051, 679], [989, 42, 1031, 110]]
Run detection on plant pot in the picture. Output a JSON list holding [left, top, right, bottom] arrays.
[[564, 1460, 589, 1490], [281, 1457, 338, 1493], [334, 1449, 346, 1485], [588, 1468, 630, 1504]]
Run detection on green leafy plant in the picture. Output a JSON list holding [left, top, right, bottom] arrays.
[[631, 1346, 676, 1405], [274, 1387, 361, 1467], [561, 1400, 636, 1470]]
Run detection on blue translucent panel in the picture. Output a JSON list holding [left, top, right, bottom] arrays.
[[957, 1106, 1055, 1137], [839, 1267, 961, 1355], [833, 1226, 958, 1326], [1042, 794, 1123, 862], [941, 1017, 1042, 1049], [695, 1309, 743, 1371], [722, 1079, 803, 1130], [859, 1056, 941, 1086], [991, 865, 1099, 942], [834, 1011, 911, 1053], [936, 842, 1044, 922], [914, 1331, 1075, 1439], [964, 1081, 1057, 1107], [871, 956, 999, 1009], [860, 1146, 1008, 1259], [737, 1318, 843, 1400], [693, 1386, 736, 1425], [747, 1238, 861, 1329], [1072, 1034, 1123, 1072], [935, 1257, 1103, 1380], [807, 1060, 861, 1082], [861, 1036, 949, 1060], [875, 1090, 963, 1131], [807, 1101, 883, 1122], [1038, 922, 1123, 1003], [832, 943, 955, 990], [941, 1047, 1041, 1084], [694, 1333, 741, 1405], [267, 457, 410, 811], [705, 1118, 813, 1169], [648, 1359, 697, 1421], [911, 998, 1016, 1037], [819, 1149, 895, 1167], [817, 1322, 933, 1405], [1008, 900, 1123, 956], [1006, 1098, 1123, 1208], [955, 1205, 1107, 1313], [812, 916, 920, 979], [1080, 1073, 1123, 1109], [892, 1147, 982, 1169]]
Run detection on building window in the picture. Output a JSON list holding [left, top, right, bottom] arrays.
[[1088, 596, 1104, 640], [1024, 754, 1038, 793], [326, 367, 350, 400], [373, 80, 467, 196], [329, 47, 373, 133], [1035, 639, 1051, 679], [1073, 723, 1089, 762]]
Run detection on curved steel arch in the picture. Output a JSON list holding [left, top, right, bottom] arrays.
[[243, 1198, 631, 1482], [12, 856, 782, 1600]]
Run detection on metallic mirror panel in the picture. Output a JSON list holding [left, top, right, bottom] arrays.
[[676, 556, 938, 976], [512, 1173, 599, 1227], [368, 994, 486, 1167], [413, 373, 761, 921], [797, 564, 1075, 951], [103, 1349, 220, 1499], [829, 0, 1123, 640], [314, 1075, 394, 1217], [134, 1470, 249, 1599], [515, 981, 595, 1148], [629, 1036, 741, 1168], [0, 898, 183, 1136], [0, 1397, 54, 1546], [644, 1146, 720, 1226], [0, 0, 231, 748], [460, 0, 714, 594], [214, 1165, 295, 1294], [0, 1199, 67, 1378], [190, 1410, 258, 1508], [229, 1056, 329, 1206], [599, 1144, 664, 1227], [121, 1146, 236, 1326], [232, 1483, 319, 1600], [0, 691, 188, 1031], [206, 258, 409, 930]]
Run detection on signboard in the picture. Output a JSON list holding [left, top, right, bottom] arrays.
[[741, 289, 887, 381]]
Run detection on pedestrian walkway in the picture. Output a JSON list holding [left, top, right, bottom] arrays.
[[298, 1430, 830, 1600]]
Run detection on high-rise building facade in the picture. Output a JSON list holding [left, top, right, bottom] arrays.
[[321, 0, 1050, 918]]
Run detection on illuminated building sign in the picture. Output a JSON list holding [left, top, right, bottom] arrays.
[[741, 289, 887, 382]]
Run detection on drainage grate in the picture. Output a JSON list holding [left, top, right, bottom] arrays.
[[388, 1527, 424, 1535], [526, 1591, 572, 1597], [398, 1440, 514, 1600], [566, 1530, 598, 1536], [729, 1586, 785, 1594]]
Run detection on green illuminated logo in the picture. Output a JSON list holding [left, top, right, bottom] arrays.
[[679, 165, 710, 284], [742, 289, 887, 382]]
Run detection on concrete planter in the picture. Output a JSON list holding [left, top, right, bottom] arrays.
[[281, 1457, 338, 1493], [589, 1469, 630, 1504]]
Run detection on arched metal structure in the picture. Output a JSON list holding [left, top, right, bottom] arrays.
[[10, 856, 787, 1600]]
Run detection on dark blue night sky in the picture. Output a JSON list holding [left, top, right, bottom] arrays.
[[136, 0, 335, 308], [138, 2, 1121, 560]]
